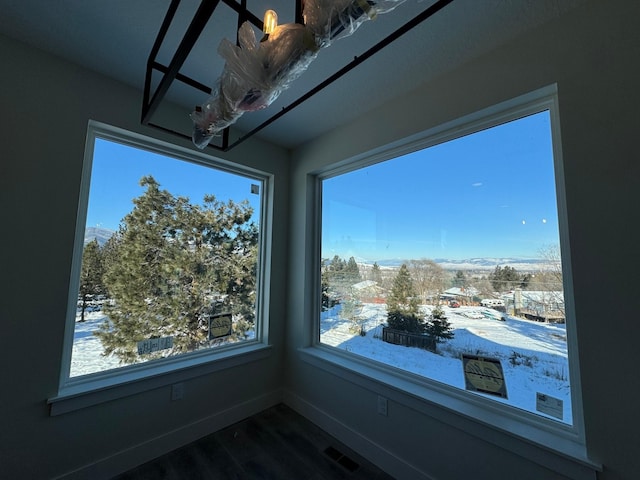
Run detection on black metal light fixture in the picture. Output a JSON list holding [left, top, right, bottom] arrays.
[[141, 0, 454, 151]]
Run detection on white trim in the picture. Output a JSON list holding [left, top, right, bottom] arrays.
[[53, 389, 283, 479], [317, 84, 561, 182], [49, 344, 273, 415], [310, 85, 596, 471], [549, 93, 587, 444], [54, 120, 273, 411], [299, 347, 600, 480]]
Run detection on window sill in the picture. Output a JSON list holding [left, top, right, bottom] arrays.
[[299, 346, 601, 480], [48, 343, 272, 416]]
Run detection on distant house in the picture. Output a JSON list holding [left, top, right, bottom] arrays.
[[441, 287, 480, 305], [514, 289, 565, 323], [351, 280, 384, 303]]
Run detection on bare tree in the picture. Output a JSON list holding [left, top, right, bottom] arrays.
[[535, 244, 564, 292], [470, 277, 494, 299], [407, 259, 446, 304], [519, 244, 565, 322]]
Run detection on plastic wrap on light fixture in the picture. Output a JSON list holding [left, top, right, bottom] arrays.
[[191, 22, 318, 148], [304, 0, 404, 48], [191, 0, 406, 149]]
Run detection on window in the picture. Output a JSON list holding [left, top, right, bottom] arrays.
[[317, 88, 582, 436], [58, 121, 270, 398]]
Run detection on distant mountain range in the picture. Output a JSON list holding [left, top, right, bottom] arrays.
[[84, 226, 114, 246], [84, 228, 546, 271], [366, 257, 547, 271], [434, 257, 547, 271]]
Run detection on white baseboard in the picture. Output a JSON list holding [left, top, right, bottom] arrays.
[[283, 389, 435, 480], [55, 389, 283, 480]]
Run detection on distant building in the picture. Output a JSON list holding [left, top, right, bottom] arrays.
[[351, 280, 384, 303], [441, 287, 480, 305], [514, 289, 565, 323]]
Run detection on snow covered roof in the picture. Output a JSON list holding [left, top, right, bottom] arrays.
[[352, 280, 378, 290], [443, 286, 479, 297], [520, 290, 565, 303]]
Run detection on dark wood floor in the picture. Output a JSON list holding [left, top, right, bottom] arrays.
[[113, 403, 395, 480]]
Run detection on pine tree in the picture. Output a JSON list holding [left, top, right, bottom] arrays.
[[326, 255, 345, 289], [345, 256, 362, 284], [386, 264, 423, 333], [99, 231, 121, 297], [324, 255, 357, 300], [453, 270, 467, 288], [371, 262, 382, 285], [425, 305, 454, 351], [96, 176, 258, 363], [78, 239, 104, 322], [320, 259, 331, 311], [489, 265, 521, 291]]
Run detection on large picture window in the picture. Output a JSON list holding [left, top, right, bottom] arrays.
[[319, 91, 579, 428], [61, 122, 268, 388]]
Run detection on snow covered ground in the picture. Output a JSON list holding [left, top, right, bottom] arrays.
[[71, 311, 122, 377], [321, 304, 572, 424], [72, 303, 572, 424], [70, 310, 255, 377]]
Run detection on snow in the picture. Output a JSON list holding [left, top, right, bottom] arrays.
[[71, 311, 122, 377], [72, 303, 572, 424], [321, 303, 572, 424], [70, 310, 255, 378]]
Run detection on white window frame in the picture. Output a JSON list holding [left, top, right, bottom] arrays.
[[303, 85, 596, 472], [49, 121, 273, 415]]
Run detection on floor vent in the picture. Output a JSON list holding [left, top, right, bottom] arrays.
[[324, 446, 360, 472]]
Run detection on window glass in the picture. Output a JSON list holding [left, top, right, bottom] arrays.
[[68, 131, 263, 378], [320, 109, 574, 425]]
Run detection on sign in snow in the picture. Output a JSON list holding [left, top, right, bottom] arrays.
[[137, 336, 174, 355], [209, 313, 232, 339], [536, 392, 564, 420], [462, 354, 508, 398]]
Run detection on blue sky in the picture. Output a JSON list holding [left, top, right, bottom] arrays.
[[86, 111, 560, 262], [322, 111, 561, 261], [85, 139, 261, 232]]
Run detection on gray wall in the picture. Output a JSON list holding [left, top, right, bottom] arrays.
[[286, 0, 639, 479], [0, 34, 290, 479], [2, 0, 639, 478]]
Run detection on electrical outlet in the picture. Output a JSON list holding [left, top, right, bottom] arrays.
[[377, 395, 388, 416], [171, 383, 184, 401]]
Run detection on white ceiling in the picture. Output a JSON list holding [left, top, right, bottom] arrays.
[[0, 0, 587, 149]]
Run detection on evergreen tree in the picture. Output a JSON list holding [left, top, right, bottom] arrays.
[[326, 255, 345, 287], [520, 273, 533, 289], [96, 176, 257, 363], [345, 256, 362, 284], [330, 255, 345, 272], [324, 255, 358, 300], [425, 305, 454, 351], [387, 310, 424, 334], [489, 265, 521, 291], [78, 239, 105, 322], [387, 264, 420, 315], [371, 262, 382, 285], [321, 264, 332, 311], [453, 270, 467, 288], [386, 264, 423, 333], [100, 232, 120, 279], [320, 258, 341, 311]]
